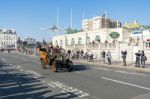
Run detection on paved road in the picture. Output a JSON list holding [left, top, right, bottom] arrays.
[[0, 53, 150, 99]]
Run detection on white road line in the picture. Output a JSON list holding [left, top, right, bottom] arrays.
[[1, 58, 6, 60], [61, 90, 70, 95], [128, 72, 146, 76], [33, 76, 38, 78], [114, 70, 146, 76], [48, 83, 56, 88], [41, 80, 46, 83], [101, 77, 150, 91], [0, 93, 23, 99], [93, 67, 110, 71], [32, 61, 37, 63], [25, 70, 42, 77], [114, 70, 131, 74], [21, 58, 28, 61], [75, 71, 81, 73], [19, 69, 24, 71], [17, 65, 23, 68]]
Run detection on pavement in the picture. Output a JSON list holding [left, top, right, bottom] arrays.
[[17, 52, 150, 73], [73, 59, 150, 73], [1, 52, 150, 99]]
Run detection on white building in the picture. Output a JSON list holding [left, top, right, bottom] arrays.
[[82, 16, 121, 31], [0, 29, 17, 50], [52, 15, 130, 51], [53, 28, 130, 50], [130, 29, 150, 48]]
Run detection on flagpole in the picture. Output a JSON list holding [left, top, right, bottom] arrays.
[[71, 8, 72, 29], [56, 7, 59, 36], [104, 10, 108, 41]]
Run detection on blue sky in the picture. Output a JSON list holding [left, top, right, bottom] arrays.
[[0, 0, 150, 42]]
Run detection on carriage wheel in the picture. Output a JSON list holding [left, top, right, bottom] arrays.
[[67, 62, 73, 72], [51, 61, 57, 72], [41, 59, 47, 69]]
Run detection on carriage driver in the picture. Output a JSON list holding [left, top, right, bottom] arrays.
[[40, 47, 47, 61]]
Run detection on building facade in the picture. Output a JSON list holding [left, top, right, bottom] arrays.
[[0, 29, 17, 50], [82, 16, 121, 31], [24, 37, 36, 48], [52, 15, 150, 62], [53, 28, 131, 50], [52, 15, 130, 51]]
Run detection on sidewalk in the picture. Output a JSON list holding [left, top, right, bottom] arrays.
[[7, 52, 150, 73], [73, 59, 150, 73]]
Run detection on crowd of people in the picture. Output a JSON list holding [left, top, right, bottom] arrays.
[[39, 45, 148, 68], [101, 50, 147, 67]]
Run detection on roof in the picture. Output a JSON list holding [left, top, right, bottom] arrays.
[[0, 29, 16, 34]]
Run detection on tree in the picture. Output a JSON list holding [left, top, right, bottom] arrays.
[[66, 27, 79, 34]]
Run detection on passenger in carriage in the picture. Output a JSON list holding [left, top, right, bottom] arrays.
[[40, 47, 47, 61]]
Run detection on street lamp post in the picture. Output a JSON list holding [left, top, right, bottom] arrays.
[[85, 32, 87, 51], [64, 30, 67, 49], [141, 27, 144, 50]]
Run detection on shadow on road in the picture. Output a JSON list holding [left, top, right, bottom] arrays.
[[0, 60, 85, 99], [72, 64, 91, 71]]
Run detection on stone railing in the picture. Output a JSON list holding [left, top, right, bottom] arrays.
[[87, 43, 98, 50], [66, 44, 84, 50]]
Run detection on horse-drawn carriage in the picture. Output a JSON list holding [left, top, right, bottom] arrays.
[[41, 47, 73, 72]]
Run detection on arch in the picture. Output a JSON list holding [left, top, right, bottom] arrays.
[[60, 39, 63, 47], [86, 36, 90, 44], [55, 40, 58, 45], [71, 38, 75, 45], [65, 38, 68, 45], [78, 37, 82, 44], [95, 35, 100, 42]]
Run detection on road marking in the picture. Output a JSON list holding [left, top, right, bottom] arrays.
[[93, 67, 110, 71], [41, 80, 46, 83], [1, 58, 7, 62], [32, 61, 37, 63], [33, 76, 38, 78], [1, 58, 6, 61], [114, 70, 146, 76], [128, 72, 146, 76], [49, 81, 89, 98], [101, 77, 150, 91], [25, 70, 42, 78], [37, 62, 41, 64], [21, 58, 28, 61], [114, 70, 131, 74], [0, 93, 24, 99], [61, 90, 70, 95], [48, 83, 56, 88], [19, 69, 24, 71], [75, 71, 81, 73]]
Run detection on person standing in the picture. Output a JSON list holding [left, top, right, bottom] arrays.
[[106, 51, 111, 65], [121, 50, 127, 66], [141, 50, 146, 68], [101, 50, 106, 63], [135, 50, 141, 67]]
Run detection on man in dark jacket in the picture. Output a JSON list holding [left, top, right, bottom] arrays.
[[121, 50, 127, 66], [101, 51, 106, 63], [135, 50, 141, 67]]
